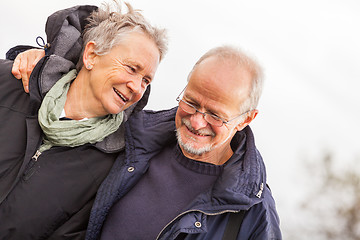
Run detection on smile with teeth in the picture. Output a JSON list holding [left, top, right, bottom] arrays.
[[189, 128, 206, 136], [186, 126, 214, 137], [113, 88, 128, 102], [182, 118, 215, 137]]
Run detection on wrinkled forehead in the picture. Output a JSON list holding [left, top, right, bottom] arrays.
[[187, 56, 252, 100]]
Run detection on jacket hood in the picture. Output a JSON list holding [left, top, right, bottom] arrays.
[[126, 107, 267, 211], [30, 5, 150, 114]]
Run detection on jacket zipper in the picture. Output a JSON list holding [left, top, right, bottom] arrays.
[[32, 150, 42, 161], [155, 209, 239, 240], [23, 150, 42, 180], [256, 183, 264, 198], [37, 56, 49, 98], [21, 56, 48, 180]]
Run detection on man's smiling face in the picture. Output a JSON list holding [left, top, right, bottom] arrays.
[[175, 55, 252, 163]]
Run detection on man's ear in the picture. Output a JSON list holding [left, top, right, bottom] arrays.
[[82, 41, 97, 69], [235, 109, 258, 131]]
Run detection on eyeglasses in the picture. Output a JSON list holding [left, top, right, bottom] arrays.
[[176, 86, 250, 127]]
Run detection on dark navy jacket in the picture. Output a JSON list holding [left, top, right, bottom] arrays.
[[86, 108, 282, 240]]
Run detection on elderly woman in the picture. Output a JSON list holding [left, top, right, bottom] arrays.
[[0, 1, 167, 239]]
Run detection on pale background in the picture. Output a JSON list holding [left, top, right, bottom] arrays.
[[1, 0, 360, 238]]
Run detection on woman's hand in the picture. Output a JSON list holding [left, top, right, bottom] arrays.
[[12, 49, 45, 93]]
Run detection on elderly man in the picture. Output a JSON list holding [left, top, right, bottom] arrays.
[[84, 46, 282, 240]]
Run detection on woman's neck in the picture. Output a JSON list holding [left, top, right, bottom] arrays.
[[64, 71, 107, 120]]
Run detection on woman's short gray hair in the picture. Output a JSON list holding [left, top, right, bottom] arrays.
[[77, 0, 168, 70], [190, 45, 264, 114]]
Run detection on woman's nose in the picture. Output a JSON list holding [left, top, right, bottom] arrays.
[[127, 75, 142, 94]]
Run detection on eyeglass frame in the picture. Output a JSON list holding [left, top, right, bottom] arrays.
[[175, 86, 251, 127]]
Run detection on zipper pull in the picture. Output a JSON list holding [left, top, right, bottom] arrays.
[[23, 150, 42, 181], [256, 183, 264, 198], [32, 150, 42, 161]]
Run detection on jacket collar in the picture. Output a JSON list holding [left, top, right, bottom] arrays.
[[126, 107, 267, 211]]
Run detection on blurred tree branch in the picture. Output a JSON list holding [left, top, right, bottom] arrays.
[[301, 152, 360, 240]]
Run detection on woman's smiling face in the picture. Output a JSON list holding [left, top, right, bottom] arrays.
[[87, 31, 160, 115]]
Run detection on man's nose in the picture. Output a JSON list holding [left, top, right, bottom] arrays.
[[189, 111, 208, 130]]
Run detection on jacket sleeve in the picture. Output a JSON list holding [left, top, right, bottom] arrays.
[[6, 45, 41, 60], [238, 186, 282, 240]]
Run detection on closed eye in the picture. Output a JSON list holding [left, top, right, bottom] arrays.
[[126, 65, 136, 73], [207, 110, 221, 119], [184, 99, 199, 109], [142, 78, 150, 85], [184, 98, 223, 119]]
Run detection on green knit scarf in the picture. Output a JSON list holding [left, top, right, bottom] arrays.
[[38, 69, 124, 153]]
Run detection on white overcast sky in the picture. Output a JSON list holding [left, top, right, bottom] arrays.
[[1, 0, 360, 238]]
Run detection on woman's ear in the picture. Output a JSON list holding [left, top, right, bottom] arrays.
[[235, 109, 258, 131], [82, 41, 97, 70]]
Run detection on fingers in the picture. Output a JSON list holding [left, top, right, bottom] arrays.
[[22, 78, 29, 93], [11, 49, 45, 93], [11, 54, 22, 79], [19, 55, 30, 93]]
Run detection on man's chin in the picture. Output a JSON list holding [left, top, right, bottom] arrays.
[[184, 146, 210, 156], [179, 140, 212, 156], [176, 128, 212, 155]]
